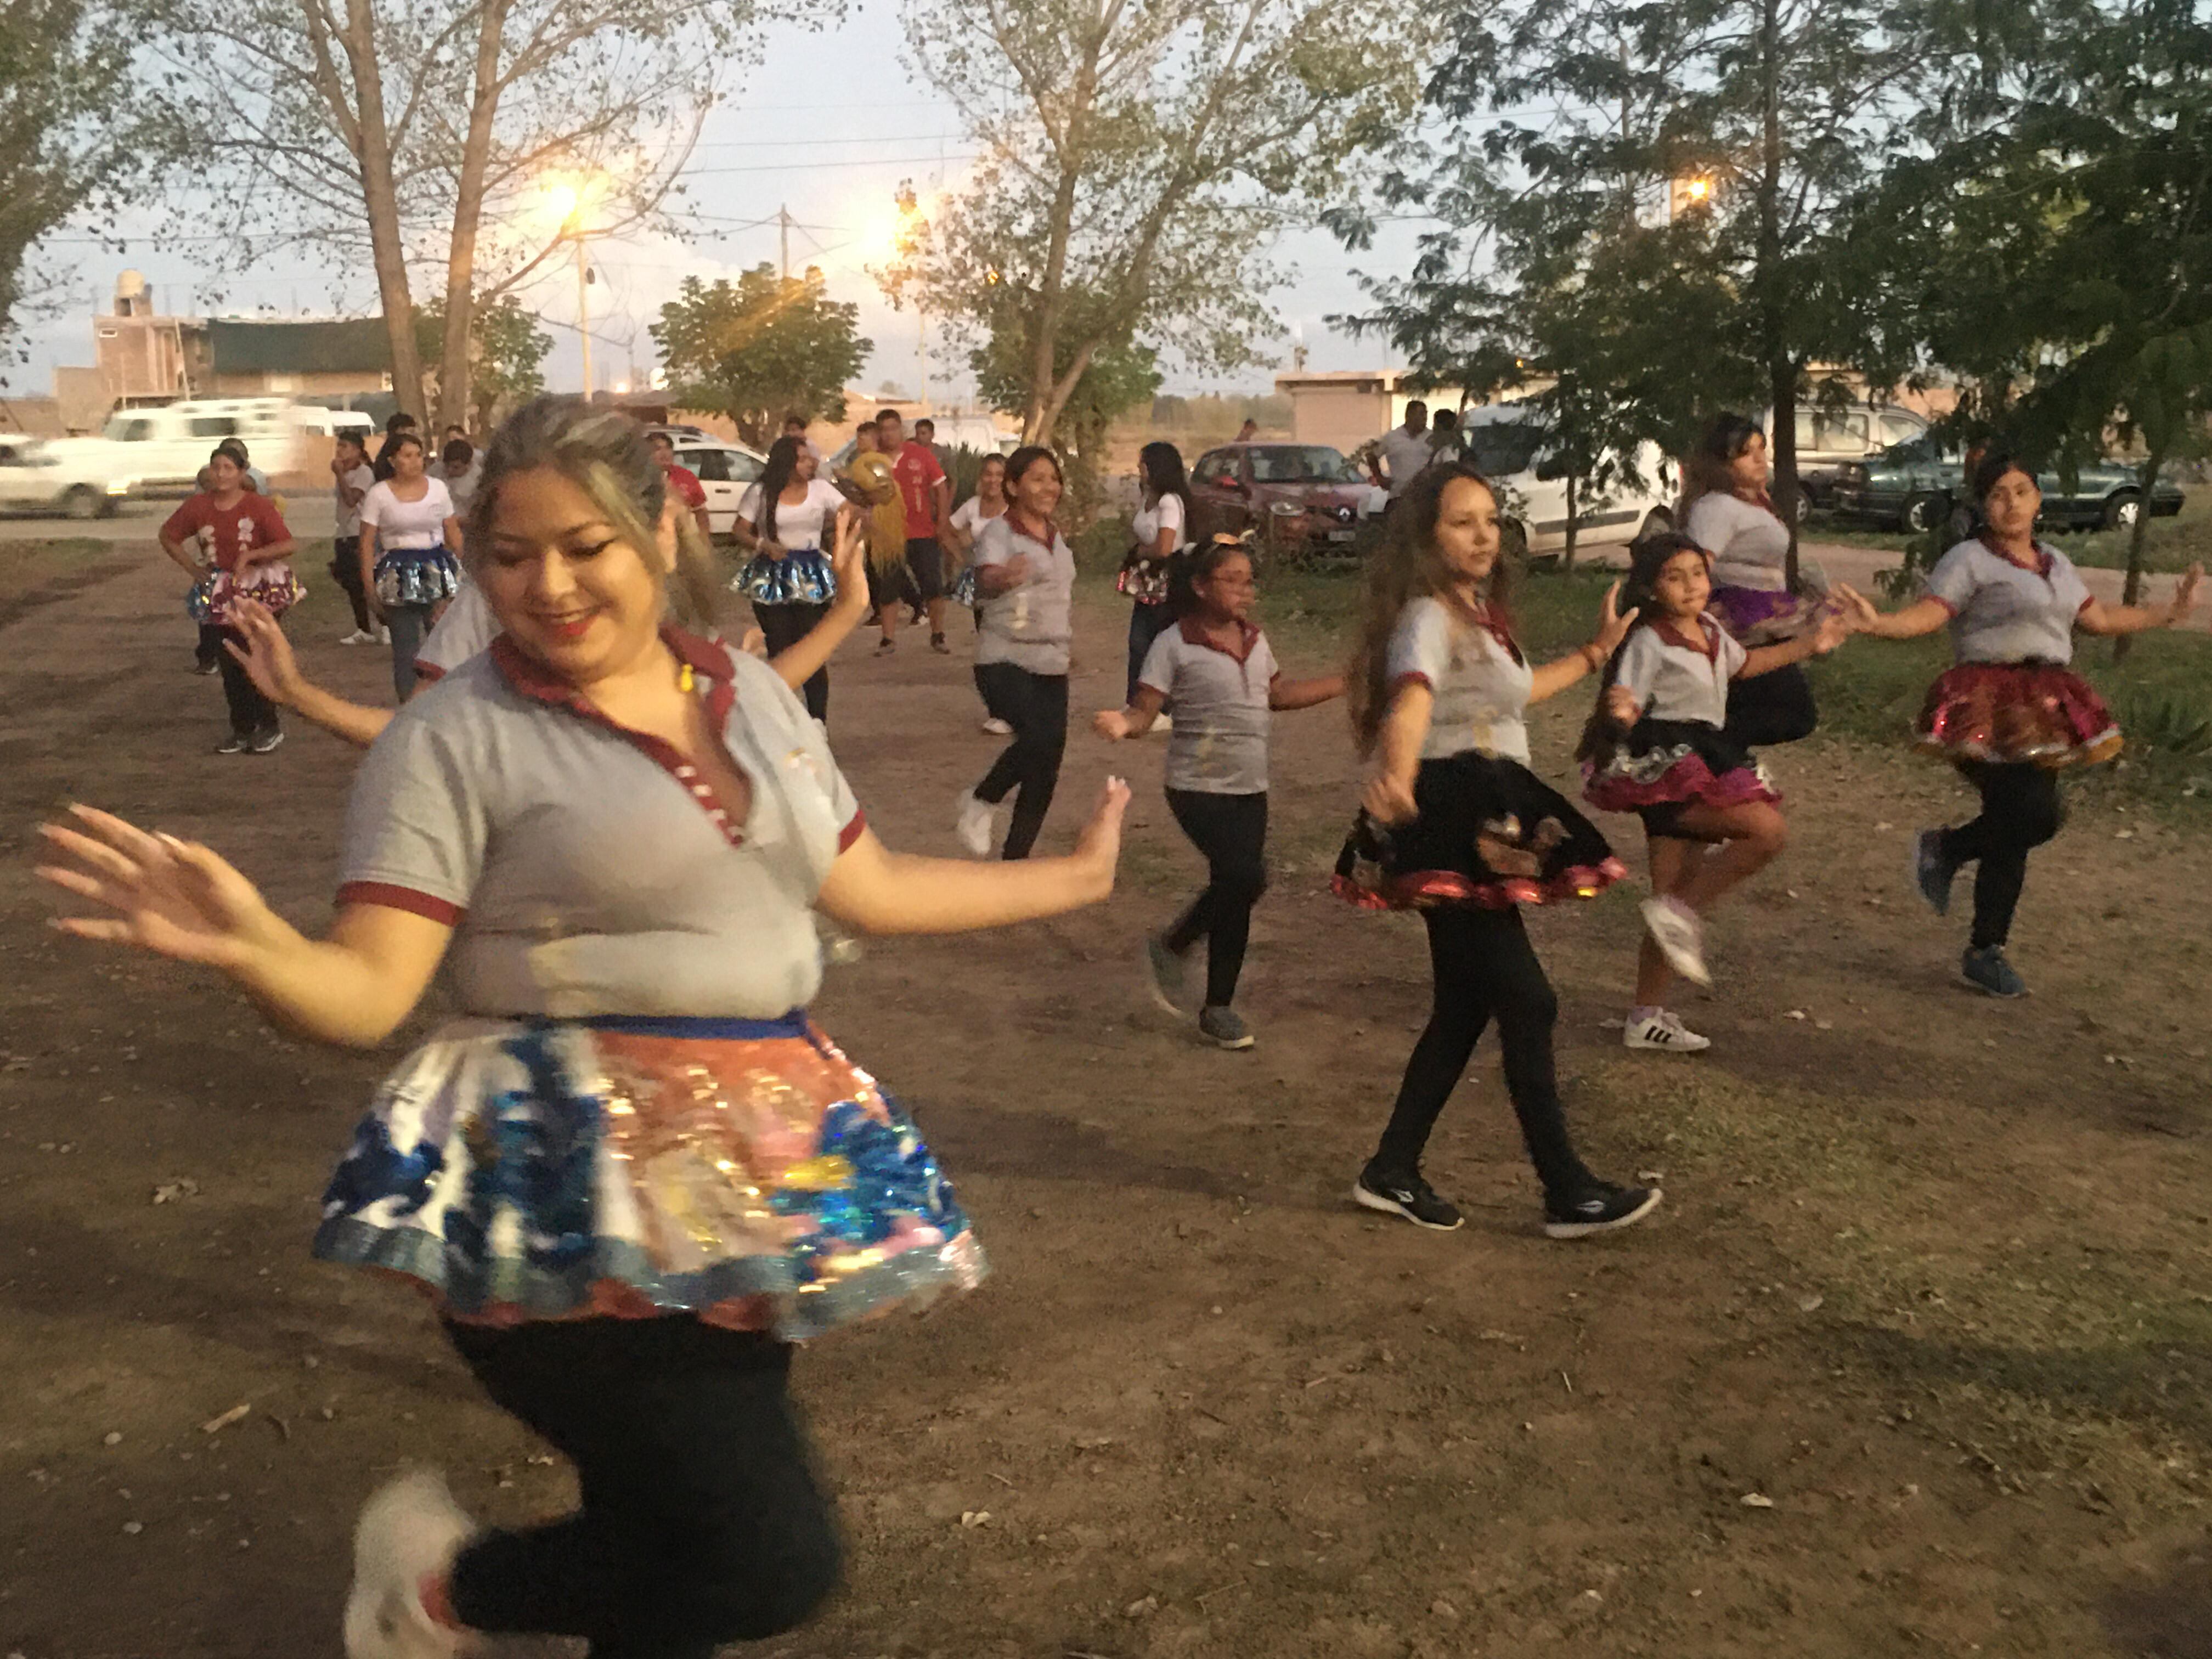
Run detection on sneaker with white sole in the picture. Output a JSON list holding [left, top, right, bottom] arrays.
[[980, 715, 1013, 736], [1624, 1008, 1710, 1052], [1152, 713, 1172, 733], [1543, 1183, 1662, 1240], [1352, 1161, 1463, 1231], [1145, 935, 1192, 1015], [954, 791, 996, 857], [214, 732, 250, 755], [342, 1470, 473, 1659], [339, 629, 378, 646], [247, 726, 285, 755], [1639, 896, 1711, 988], [1198, 1005, 1254, 1049]]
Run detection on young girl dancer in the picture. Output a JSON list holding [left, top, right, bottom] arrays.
[[957, 446, 1077, 860], [733, 435, 851, 722], [1842, 451, 2203, 996], [158, 441, 303, 753], [1094, 534, 1344, 1050], [1335, 464, 1658, 1239], [357, 432, 464, 701], [946, 453, 1012, 732], [1680, 414, 1829, 749], [1119, 441, 1193, 716], [40, 397, 1132, 1659], [1580, 532, 1852, 1046]]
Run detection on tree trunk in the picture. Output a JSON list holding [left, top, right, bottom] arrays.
[[2112, 444, 2164, 665], [1753, 0, 1800, 591], [437, 0, 513, 432], [1561, 471, 1579, 572], [323, 0, 422, 416]]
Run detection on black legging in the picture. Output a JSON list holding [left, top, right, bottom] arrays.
[[972, 663, 1068, 859], [1940, 760, 2063, 949], [444, 1317, 840, 1659], [1723, 663, 1817, 748], [201, 622, 279, 737], [1126, 600, 1176, 706], [1372, 906, 1595, 1199], [1163, 788, 1268, 1008], [755, 600, 831, 722]]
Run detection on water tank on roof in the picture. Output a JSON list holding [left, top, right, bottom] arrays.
[[116, 271, 150, 317]]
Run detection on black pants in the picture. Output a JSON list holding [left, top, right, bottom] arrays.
[[201, 622, 278, 737], [755, 600, 831, 722], [1722, 663, 1817, 748], [330, 537, 373, 632], [973, 663, 1068, 860], [444, 1317, 841, 1659], [1164, 788, 1268, 1008], [1940, 760, 2063, 950], [1372, 906, 1594, 1199], [1126, 601, 1175, 706]]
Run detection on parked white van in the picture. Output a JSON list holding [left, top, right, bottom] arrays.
[[46, 398, 311, 499], [1455, 402, 1676, 559]]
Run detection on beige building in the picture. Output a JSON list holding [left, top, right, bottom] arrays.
[[1272, 369, 1469, 453], [91, 272, 392, 407]]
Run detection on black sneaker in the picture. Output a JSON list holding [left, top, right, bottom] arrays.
[[1352, 1161, 1463, 1231], [247, 726, 285, 755], [1960, 944, 2027, 997], [1543, 1182, 1662, 1240], [194, 659, 219, 676], [213, 732, 249, 754]]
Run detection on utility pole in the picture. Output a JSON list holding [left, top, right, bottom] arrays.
[[574, 229, 592, 400], [780, 205, 791, 281], [916, 306, 929, 415]]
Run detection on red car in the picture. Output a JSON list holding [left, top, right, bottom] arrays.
[[1187, 443, 1372, 556]]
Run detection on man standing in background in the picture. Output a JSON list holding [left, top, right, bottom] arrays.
[[883, 408, 953, 653], [1373, 399, 1434, 502]]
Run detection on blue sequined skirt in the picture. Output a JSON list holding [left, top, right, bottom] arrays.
[[312, 1013, 985, 1340], [949, 565, 978, 608], [374, 548, 464, 607], [735, 548, 837, 606]]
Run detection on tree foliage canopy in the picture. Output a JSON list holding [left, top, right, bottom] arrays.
[[652, 266, 871, 449]]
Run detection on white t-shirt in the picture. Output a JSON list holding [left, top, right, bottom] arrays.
[[334, 462, 374, 538], [949, 496, 1005, 542], [361, 477, 456, 553], [1130, 492, 1189, 556], [1685, 493, 1791, 593], [1378, 426, 1436, 496], [1612, 616, 1748, 727], [1386, 596, 1533, 763], [433, 459, 482, 516], [737, 478, 843, 550]]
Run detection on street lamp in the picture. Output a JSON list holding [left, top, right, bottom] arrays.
[[541, 171, 606, 397], [1668, 174, 1714, 221]]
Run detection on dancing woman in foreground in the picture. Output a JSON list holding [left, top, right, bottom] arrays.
[[41, 397, 1130, 1659]]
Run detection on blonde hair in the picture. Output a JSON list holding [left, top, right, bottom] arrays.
[[466, 396, 719, 629]]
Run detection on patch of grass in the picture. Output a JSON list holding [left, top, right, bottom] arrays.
[[0, 536, 114, 602]]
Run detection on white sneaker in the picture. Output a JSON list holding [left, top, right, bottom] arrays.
[[1639, 897, 1711, 988], [980, 715, 1012, 736], [1152, 713, 1172, 733], [955, 790, 996, 857], [375, 624, 392, 644], [338, 629, 376, 646], [1624, 1009, 1711, 1052], [342, 1470, 473, 1659]]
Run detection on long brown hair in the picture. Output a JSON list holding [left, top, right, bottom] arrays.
[[467, 395, 719, 629], [1679, 412, 1764, 516], [1346, 463, 1514, 757]]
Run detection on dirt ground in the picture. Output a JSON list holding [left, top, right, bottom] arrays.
[[3, 552, 2210, 1659]]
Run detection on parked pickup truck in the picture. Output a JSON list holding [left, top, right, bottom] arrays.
[[1832, 439, 2186, 534]]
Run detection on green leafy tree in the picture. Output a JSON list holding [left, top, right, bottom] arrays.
[[1, 0, 170, 347], [651, 266, 870, 449], [415, 293, 552, 432], [891, 0, 1424, 445]]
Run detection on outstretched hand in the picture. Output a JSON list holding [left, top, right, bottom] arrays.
[[830, 509, 867, 600], [1093, 708, 1133, 741], [1604, 684, 1644, 728], [1362, 768, 1418, 827], [36, 805, 278, 970], [1831, 583, 1882, 630], [1808, 608, 1853, 656], [1072, 776, 1133, 881], [1590, 580, 1639, 660], [2169, 562, 2203, 623], [223, 597, 306, 706]]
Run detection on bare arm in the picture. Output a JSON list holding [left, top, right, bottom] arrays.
[[815, 780, 1130, 935], [976, 554, 1031, 596], [358, 525, 380, 617], [1269, 671, 1345, 712], [36, 807, 448, 1047], [765, 515, 867, 692], [441, 515, 463, 556], [1094, 683, 1168, 739], [2078, 565, 2200, 635], [158, 532, 200, 577], [1527, 580, 1637, 704], [226, 599, 392, 748], [1835, 584, 1949, 639], [1363, 680, 1433, 823], [1739, 610, 1850, 678]]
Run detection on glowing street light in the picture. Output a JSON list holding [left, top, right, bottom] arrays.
[[1669, 174, 1715, 220]]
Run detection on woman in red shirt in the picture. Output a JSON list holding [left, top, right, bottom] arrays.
[[159, 443, 302, 754]]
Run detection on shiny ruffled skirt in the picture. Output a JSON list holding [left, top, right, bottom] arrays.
[[1916, 662, 2121, 768], [312, 1013, 985, 1341], [735, 549, 836, 606], [374, 548, 464, 608], [1584, 718, 1780, 813], [1334, 752, 1629, 911], [949, 565, 979, 607], [186, 562, 305, 624]]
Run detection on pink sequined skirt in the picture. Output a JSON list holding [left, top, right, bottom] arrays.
[[1915, 663, 2121, 768]]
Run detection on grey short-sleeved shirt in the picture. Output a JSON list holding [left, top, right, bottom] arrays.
[[973, 515, 1076, 674], [338, 629, 865, 1019], [1138, 620, 1279, 794], [1925, 538, 2092, 665], [1386, 596, 1533, 763], [1612, 616, 1747, 726], [1686, 493, 1791, 593], [411, 579, 497, 683]]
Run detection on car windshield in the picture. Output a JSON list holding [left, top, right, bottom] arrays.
[[1881, 437, 1951, 464], [1248, 445, 1358, 484], [1458, 421, 1548, 478]]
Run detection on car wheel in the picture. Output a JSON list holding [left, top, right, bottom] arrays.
[[62, 485, 101, 522], [1791, 490, 1813, 525], [2102, 490, 2142, 532], [1634, 507, 1672, 541], [1900, 492, 1942, 535]]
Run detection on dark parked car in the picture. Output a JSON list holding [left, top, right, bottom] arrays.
[[1187, 443, 1370, 557], [1832, 439, 2186, 534]]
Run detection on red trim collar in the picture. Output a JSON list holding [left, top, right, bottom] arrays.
[[1177, 615, 1263, 662], [1654, 616, 1720, 660], [1977, 533, 2054, 580]]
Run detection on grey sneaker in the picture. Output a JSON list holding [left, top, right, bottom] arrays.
[[1198, 1005, 1254, 1050], [213, 732, 249, 754], [1913, 828, 1958, 915], [1961, 945, 2027, 998], [1145, 935, 1192, 1016], [247, 726, 285, 755]]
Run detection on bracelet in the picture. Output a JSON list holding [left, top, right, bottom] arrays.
[[1578, 642, 1605, 672]]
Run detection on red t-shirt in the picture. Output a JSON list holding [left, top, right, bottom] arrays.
[[664, 463, 707, 511], [161, 492, 292, 573], [891, 442, 946, 538]]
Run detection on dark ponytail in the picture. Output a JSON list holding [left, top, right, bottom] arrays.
[[1573, 529, 1709, 766], [1167, 534, 1250, 619]]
